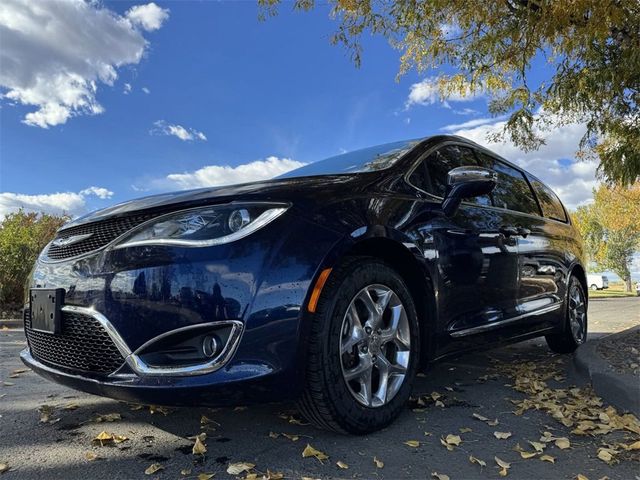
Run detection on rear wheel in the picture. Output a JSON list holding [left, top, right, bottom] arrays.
[[546, 276, 587, 354], [590, 284, 598, 291], [297, 256, 420, 434]]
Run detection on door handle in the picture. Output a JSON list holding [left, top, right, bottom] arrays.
[[499, 226, 519, 237], [499, 226, 531, 238]]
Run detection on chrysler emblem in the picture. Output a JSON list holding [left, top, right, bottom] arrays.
[[52, 233, 93, 247]]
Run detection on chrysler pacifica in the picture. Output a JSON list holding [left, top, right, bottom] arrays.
[[22, 135, 588, 434]]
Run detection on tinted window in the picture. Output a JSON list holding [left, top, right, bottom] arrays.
[[409, 144, 491, 206], [278, 139, 421, 179], [528, 176, 567, 222], [475, 152, 540, 215]]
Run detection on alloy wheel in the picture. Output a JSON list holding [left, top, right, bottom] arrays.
[[339, 284, 411, 408], [568, 283, 587, 344]]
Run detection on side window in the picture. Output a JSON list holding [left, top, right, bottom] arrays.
[[528, 176, 567, 222], [409, 144, 491, 206], [475, 152, 540, 215]]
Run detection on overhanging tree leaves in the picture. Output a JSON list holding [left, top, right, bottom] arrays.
[[572, 184, 640, 291], [260, 0, 640, 185]]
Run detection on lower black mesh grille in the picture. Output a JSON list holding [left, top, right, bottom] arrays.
[[25, 309, 126, 375], [46, 213, 155, 260]]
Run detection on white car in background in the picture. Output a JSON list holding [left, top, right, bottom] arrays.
[[587, 274, 609, 291]]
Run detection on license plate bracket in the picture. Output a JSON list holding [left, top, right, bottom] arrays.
[[30, 288, 65, 334]]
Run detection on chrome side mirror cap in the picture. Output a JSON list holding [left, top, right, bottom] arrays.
[[441, 166, 497, 216]]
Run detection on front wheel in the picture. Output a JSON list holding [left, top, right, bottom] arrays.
[[297, 256, 420, 434], [546, 276, 587, 354], [590, 284, 598, 291]]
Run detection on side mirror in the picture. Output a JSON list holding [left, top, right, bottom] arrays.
[[441, 166, 497, 216]]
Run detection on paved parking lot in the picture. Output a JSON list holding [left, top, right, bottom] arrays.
[[1, 298, 638, 479]]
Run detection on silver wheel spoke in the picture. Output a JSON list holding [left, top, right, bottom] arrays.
[[343, 354, 372, 382]]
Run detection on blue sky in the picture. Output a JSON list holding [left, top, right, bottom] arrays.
[[1, 0, 600, 216], [1, 1, 637, 279]]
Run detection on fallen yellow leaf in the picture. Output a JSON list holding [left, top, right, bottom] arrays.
[[469, 455, 486, 467], [494, 431, 512, 440], [495, 456, 510, 476], [197, 474, 214, 480], [597, 448, 613, 463], [145, 463, 164, 475], [555, 437, 570, 449], [520, 451, 537, 459], [473, 413, 489, 421], [226, 462, 255, 475], [540, 455, 555, 463], [180, 469, 192, 476], [192, 436, 207, 455], [445, 434, 462, 446], [459, 427, 473, 433], [0, 463, 9, 474], [431, 473, 450, 480], [336, 461, 348, 469], [374, 456, 384, 468], [302, 444, 328, 462], [404, 440, 420, 448], [576, 475, 589, 480], [528, 441, 545, 452]]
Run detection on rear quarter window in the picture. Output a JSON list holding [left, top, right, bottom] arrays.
[[528, 176, 568, 222]]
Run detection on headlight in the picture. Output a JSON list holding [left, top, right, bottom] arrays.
[[113, 203, 288, 249]]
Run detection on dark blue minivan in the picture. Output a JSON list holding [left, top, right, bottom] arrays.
[[22, 135, 588, 433]]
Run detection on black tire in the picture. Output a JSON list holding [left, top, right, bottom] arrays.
[[546, 276, 588, 354], [297, 256, 420, 434]]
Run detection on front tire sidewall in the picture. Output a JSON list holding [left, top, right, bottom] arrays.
[[317, 260, 419, 433]]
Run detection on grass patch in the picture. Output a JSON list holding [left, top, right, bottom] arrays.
[[588, 281, 638, 298]]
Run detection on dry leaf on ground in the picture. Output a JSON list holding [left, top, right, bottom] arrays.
[[192, 436, 207, 455], [145, 463, 164, 475], [431, 473, 450, 480], [469, 455, 486, 467], [540, 455, 555, 463], [373, 457, 384, 468], [336, 461, 348, 469], [302, 444, 329, 462], [404, 440, 420, 447], [226, 462, 255, 475], [494, 431, 512, 439], [495, 456, 511, 476]]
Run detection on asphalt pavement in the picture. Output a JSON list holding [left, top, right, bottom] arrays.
[[1, 297, 638, 479]]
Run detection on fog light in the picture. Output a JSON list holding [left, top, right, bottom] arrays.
[[202, 335, 220, 358]]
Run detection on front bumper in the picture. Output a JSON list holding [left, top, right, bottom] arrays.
[[23, 214, 343, 405]]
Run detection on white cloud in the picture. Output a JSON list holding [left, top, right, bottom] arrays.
[[142, 87, 151, 94], [0, 0, 169, 128], [151, 120, 207, 142], [157, 157, 306, 190], [406, 77, 481, 108], [123, 83, 132, 95], [450, 118, 597, 210], [440, 117, 503, 132], [0, 186, 114, 219], [79, 186, 114, 199], [125, 2, 169, 32]]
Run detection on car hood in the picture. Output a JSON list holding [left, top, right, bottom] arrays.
[[62, 174, 373, 229]]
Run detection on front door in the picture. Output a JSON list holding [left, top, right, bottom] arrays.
[[406, 143, 521, 355]]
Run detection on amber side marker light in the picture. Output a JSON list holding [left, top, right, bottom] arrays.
[[307, 268, 332, 313]]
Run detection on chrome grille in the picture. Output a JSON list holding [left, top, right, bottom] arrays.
[[46, 213, 155, 260], [24, 309, 126, 375]]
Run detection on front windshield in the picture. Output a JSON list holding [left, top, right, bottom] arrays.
[[278, 139, 422, 179]]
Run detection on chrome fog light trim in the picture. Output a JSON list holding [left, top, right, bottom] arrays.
[[50, 306, 243, 377]]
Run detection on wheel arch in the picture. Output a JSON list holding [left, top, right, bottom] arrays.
[[569, 263, 589, 306], [339, 236, 437, 367]]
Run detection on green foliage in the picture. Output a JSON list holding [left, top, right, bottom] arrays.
[[0, 210, 67, 307], [260, 0, 640, 185], [572, 184, 640, 291]]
